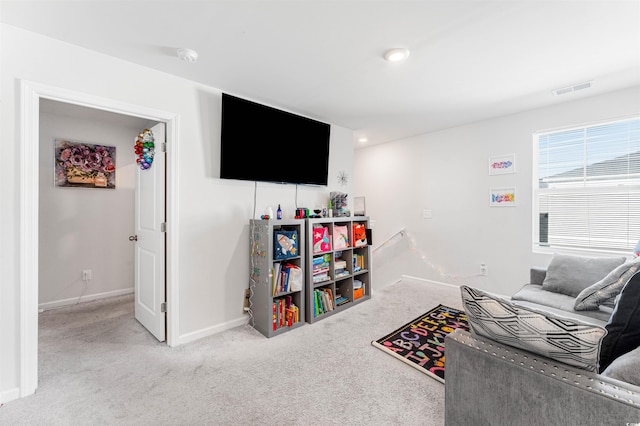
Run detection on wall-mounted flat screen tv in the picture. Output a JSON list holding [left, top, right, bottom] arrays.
[[220, 93, 331, 185]]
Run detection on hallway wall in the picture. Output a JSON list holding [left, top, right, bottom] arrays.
[[39, 101, 152, 308]]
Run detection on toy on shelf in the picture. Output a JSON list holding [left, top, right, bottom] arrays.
[[330, 191, 349, 217]]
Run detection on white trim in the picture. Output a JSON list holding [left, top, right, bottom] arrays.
[[176, 316, 249, 346], [533, 113, 640, 136], [0, 387, 21, 405], [400, 274, 461, 290], [38, 288, 134, 311], [166, 117, 180, 347], [19, 80, 181, 398], [20, 80, 39, 398]]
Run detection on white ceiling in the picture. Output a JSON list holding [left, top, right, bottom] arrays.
[[3, 1, 640, 147]]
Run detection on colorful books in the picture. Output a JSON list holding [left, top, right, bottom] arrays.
[[272, 263, 302, 295], [272, 297, 300, 330], [335, 295, 350, 306], [313, 288, 335, 317], [353, 254, 365, 272], [312, 254, 331, 284]]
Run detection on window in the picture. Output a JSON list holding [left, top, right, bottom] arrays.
[[534, 117, 640, 253]]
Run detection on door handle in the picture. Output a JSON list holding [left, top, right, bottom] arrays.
[[129, 235, 138, 241]]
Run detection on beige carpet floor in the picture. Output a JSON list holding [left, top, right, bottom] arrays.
[[0, 278, 463, 426]]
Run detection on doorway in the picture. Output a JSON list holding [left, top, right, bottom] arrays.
[[19, 81, 179, 398], [38, 99, 155, 311]]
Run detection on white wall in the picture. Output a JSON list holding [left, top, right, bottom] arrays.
[[39, 108, 151, 308], [354, 87, 640, 296], [0, 24, 354, 401]]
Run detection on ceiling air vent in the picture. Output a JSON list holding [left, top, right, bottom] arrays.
[[552, 80, 593, 96]]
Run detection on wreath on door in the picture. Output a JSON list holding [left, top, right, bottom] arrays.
[[134, 129, 155, 170]]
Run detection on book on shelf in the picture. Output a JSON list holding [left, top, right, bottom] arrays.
[[334, 258, 348, 278], [279, 299, 284, 328], [271, 263, 281, 295], [335, 295, 350, 306], [273, 297, 300, 330], [335, 270, 349, 278], [272, 263, 303, 295], [353, 253, 365, 272], [313, 253, 331, 265], [313, 288, 335, 317], [313, 266, 330, 275], [314, 291, 321, 317], [272, 300, 277, 331], [313, 273, 330, 283]]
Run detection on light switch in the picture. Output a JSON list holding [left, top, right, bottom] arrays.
[[423, 209, 432, 219]]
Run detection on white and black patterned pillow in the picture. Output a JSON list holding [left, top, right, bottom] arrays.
[[460, 285, 607, 372], [574, 258, 640, 311]]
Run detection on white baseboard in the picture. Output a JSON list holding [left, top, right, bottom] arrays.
[[400, 274, 461, 289], [0, 387, 21, 404], [38, 288, 134, 311], [176, 316, 249, 346]]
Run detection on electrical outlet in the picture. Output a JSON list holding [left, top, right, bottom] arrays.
[[243, 289, 250, 312], [82, 269, 92, 280], [480, 264, 488, 276]]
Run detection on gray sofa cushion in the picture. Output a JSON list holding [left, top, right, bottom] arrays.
[[574, 257, 640, 311], [461, 285, 607, 372], [511, 284, 612, 322], [541, 254, 626, 297], [601, 345, 640, 387]]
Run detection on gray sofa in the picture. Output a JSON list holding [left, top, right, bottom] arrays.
[[445, 257, 640, 425], [510, 266, 613, 323], [445, 329, 640, 425]]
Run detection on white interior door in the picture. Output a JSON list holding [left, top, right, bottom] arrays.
[[134, 122, 166, 341]]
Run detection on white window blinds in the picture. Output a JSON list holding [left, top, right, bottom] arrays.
[[535, 117, 640, 252]]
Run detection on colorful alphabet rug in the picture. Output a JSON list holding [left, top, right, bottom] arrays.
[[371, 304, 469, 383]]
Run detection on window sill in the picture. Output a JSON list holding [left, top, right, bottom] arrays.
[[533, 245, 634, 259]]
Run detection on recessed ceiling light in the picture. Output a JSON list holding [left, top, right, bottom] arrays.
[[358, 137, 368, 143], [177, 48, 198, 63], [384, 48, 410, 62]]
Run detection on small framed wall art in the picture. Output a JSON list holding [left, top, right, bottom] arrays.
[[54, 139, 116, 189], [488, 153, 515, 175], [490, 188, 516, 207]]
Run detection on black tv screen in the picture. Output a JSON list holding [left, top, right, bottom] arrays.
[[220, 93, 331, 185]]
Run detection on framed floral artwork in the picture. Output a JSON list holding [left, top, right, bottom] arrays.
[[54, 139, 116, 188]]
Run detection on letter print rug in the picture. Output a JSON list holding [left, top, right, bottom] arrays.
[[371, 304, 469, 383]]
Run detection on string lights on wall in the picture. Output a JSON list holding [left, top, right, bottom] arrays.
[[373, 228, 482, 279]]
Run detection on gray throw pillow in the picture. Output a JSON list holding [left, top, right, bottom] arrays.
[[601, 345, 640, 387], [460, 285, 607, 372], [541, 254, 626, 297], [574, 257, 640, 311]]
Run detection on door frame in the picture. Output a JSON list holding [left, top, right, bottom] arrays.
[[19, 80, 181, 397]]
